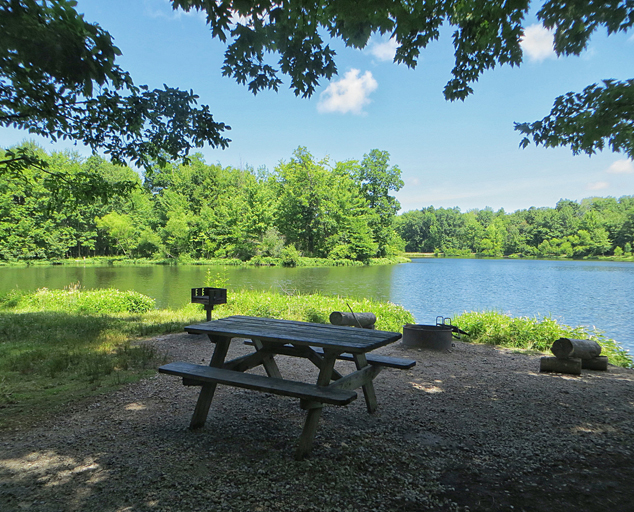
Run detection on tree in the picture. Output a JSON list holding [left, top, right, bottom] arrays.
[[356, 150, 403, 257], [1, 0, 230, 200], [175, 0, 634, 158]]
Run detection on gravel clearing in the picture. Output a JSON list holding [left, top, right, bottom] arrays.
[[1, 332, 633, 512]]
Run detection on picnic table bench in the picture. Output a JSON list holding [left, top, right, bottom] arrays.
[[159, 315, 415, 459]]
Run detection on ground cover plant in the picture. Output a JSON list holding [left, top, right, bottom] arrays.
[[0, 287, 201, 429], [0, 285, 415, 429], [453, 310, 633, 368], [2, 284, 630, 431]]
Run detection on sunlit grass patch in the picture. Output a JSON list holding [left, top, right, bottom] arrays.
[[208, 288, 415, 333], [453, 311, 633, 368], [0, 287, 200, 429]]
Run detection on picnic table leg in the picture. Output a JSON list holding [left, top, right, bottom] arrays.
[[190, 335, 231, 429], [353, 353, 378, 414], [295, 351, 337, 460], [252, 338, 282, 379]]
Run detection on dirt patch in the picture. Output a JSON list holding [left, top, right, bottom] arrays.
[[1, 333, 633, 511]]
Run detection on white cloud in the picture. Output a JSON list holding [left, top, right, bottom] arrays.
[[521, 24, 556, 62], [317, 69, 378, 115], [368, 38, 398, 62], [606, 159, 634, 174], [144, 0, 206, 22], [586, 181, 610, 191]]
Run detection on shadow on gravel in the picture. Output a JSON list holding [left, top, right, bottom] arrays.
[[1, 339, 633, 512]]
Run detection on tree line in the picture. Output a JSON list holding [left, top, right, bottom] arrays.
[[0, 144, 404, 263], [395, 199, 634, 258]]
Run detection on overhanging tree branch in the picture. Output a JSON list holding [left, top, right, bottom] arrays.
[[515, 80, 634, 159], [1, 0, 231, 199]]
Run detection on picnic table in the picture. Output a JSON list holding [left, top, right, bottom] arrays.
[[159, 315, 415, 459]]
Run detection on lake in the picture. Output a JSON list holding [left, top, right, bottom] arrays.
[[1, 258, 633, 354]]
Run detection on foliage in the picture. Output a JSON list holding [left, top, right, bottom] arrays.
[[395, 197, 634, 259], [1, 287, 155, 314], [1, 0, 229, 200], [0, 145, 405, 264], [453, 310, 633, 368], [174, 0, 634, 158], [516, 79, 634, 159], [213, 289, 415, 333], [280, 244, 300, 267]]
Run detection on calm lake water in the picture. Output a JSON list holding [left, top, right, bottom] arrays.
[[1, 258, 633, 354]]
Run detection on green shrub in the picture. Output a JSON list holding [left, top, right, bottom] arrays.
[[281, 245, 301, 267], [76, 289, 155, 314], [2, 288, 155, 314]]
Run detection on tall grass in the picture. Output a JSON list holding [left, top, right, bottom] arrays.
[[453, 311, 633, 368], [0, 286, 156, 314], [204, 288, 415, 333], [0, 285, 414, 429]]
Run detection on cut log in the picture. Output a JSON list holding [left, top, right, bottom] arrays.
[[551, 338, 601, 360], [540, 356, 582, 375], [581, 356, 609, 371], [329, 311, 376, 329]]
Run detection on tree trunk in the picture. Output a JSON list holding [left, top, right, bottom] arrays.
[[540, 356, 582, 375], [551, 338, 601, 360], [581, 356, 609, 371], [329, 311, 376, 329]]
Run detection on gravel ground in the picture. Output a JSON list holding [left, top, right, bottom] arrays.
[[1, 332, 633, 512]]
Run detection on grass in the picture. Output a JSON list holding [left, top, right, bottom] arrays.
[[2, 286, 631, 431], [0, 286, 415, 430], [0, 287, 204, 429], [453, 310, 633, 368], [208, 288, 415, 333]]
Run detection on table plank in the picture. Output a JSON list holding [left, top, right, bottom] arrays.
[[185, 316, 402, 353]]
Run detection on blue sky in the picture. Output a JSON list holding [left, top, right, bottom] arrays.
[[2, 0, 633, 213]]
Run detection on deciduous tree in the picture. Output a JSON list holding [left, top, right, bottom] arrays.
[[177, 0, 633, 158], [1, 0, 230, 200]]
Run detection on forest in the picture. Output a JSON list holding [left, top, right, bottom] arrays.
[[395, 198, 634, 259], [0, 144, 405, 264], [2, 143, 633, 263]]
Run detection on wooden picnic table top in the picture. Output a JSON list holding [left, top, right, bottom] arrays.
[[185, 315, 402, 353]]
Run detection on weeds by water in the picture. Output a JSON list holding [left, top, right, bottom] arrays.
[[2, 285, 631, 431], [204, 288, 415, 333], [453, 311, 633, 368]]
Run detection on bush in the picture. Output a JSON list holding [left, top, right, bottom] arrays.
[[76, 289, 156, 314], [281, 244, 301, 267], [1, 288, 155, 314]]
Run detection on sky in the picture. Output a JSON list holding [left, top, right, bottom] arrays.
[[2, 0, 634, 213]]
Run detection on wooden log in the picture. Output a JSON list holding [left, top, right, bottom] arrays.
[[551, 338, 601, 360], [581, 356, 609, 371], [329, 311, 376, 329], [540, 356, 582, 375]]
